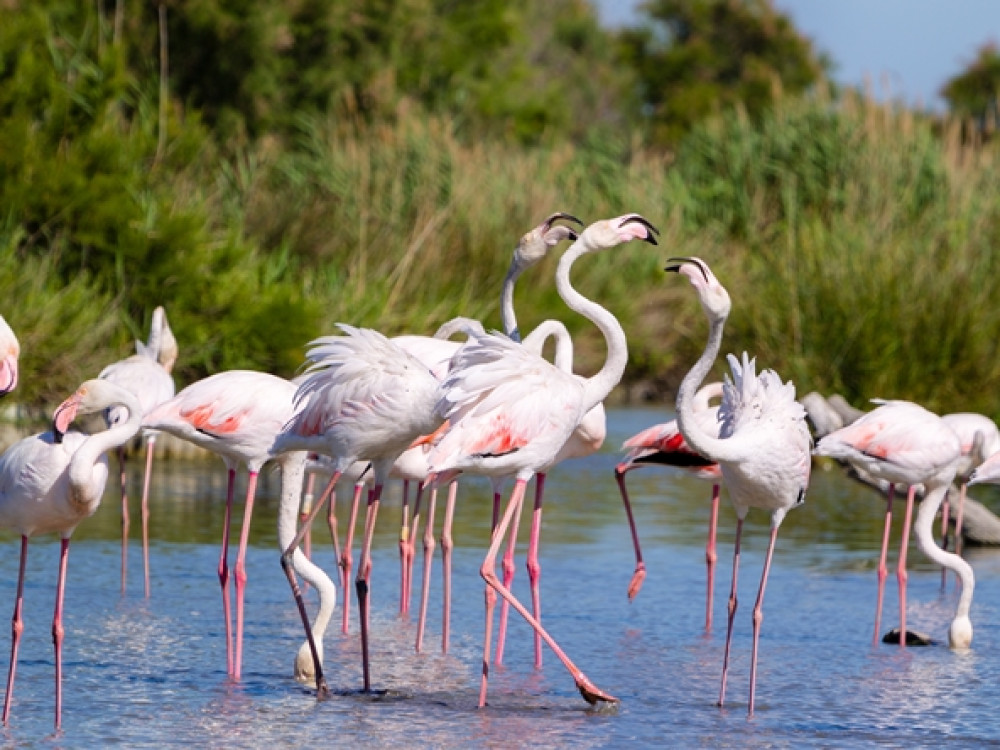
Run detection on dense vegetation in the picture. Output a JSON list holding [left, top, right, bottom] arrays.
[[2, 0, 999, 423]]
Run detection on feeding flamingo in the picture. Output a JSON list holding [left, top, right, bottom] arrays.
[[667, 257, 811, 718], [141, 370, 303, 680], [0, 379, 143, 729], [614, 381, 724, 630], [426, 213, 659, 707], [98, 305, 178, 596], [815, 399, 970, 648], [275, 324, 442, 695]]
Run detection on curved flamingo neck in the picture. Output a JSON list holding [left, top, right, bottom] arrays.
[[68, 392, 142, 508], [675, 310, 744, 465], [914, 481, 974, 619], [522, 319, 573, 372], [501, 261, 525, 343], [555, 236, 626, 414]]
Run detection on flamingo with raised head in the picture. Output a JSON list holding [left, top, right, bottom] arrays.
[[99, 305, 178, 596], [614, 381, 724, 630], [815, 399, 969, 648], [427, 213, 658, 707], [0, 379, 143, 729], [141, 370, 303, 680], [667, 257, 812, 718]]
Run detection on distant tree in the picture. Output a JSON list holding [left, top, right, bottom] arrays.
[[941, 42, 1000, 127], [616, 0, 828, 145]]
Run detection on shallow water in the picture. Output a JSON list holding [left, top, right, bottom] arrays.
[[2, 406, 1000, 747]]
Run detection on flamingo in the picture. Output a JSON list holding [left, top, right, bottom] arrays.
[[141, 370, 303, 680], [0, 379, 143, 729], [426, 213, 659, 707], [275, 324, 442, 695], [98, 305, 178, 596], [939, 412, 1000, 567], [614, 381, 724, 630], [815, 400, 970, 649], [667, 257, 811, 718], [0, 315, 18, 396]]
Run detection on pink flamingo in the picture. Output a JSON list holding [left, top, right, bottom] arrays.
[[814, 399, 964, 647], [0, 379, 143, 729], [614, 381, 724, 630], [939, 412, 1000, 570], [141, 370, 303, 680], [668, 257, 812, 718], [426, 213, 659, 707], [275, 324, 442, 695], [98, 305, 178, 596], [0, 315, 18, 396]]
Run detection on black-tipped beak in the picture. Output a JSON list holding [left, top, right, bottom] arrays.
[[53, 424, 65, 444], [663, 256, 709, 281], [543, 212, 583, 231], [621, 215, 660, 244]]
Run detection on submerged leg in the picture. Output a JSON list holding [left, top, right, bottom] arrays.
[[526, 473, 546, 669], [614, 467, 646, 601], [440, 480, 458, 654], [2, 536, 28, 726], [341, 482, 363, 635], [219, 467, 237, 677], [896, 485, 916, 647], [718, 517, 744, 708], [748, 524, 780, 718], [705, 484, 721, 632], [119, 447, 129, 595], [52, 538, 70, 730], [494, 485, 524, 666], [479, 478, 617, 708], [415, 485, 438, 653], [141, 436, 157, 598], [233, 470, 259, 680], [873, 483, 895, 646], [357, 484, 384, 693]]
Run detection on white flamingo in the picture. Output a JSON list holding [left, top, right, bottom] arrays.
[[668, 257, 812, 718], [0, 379, 143, 729], [99, 305, 177, 596], [0, 315, 18, 396], [427, 213, 659, 707]]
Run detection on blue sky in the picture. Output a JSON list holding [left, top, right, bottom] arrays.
[[593, 0, 1000, 110]]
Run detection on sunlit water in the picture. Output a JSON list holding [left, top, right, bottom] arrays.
[[2, 407, 1000, 747]]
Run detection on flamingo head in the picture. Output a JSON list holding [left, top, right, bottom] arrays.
[[949, 614, 973, 650], [52, 379, 134, 444], [293, 639, 324, 687], [511, 212, 583, 271], [665, 257, 731, 322]]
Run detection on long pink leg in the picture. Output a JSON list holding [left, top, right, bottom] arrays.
[[494, 483, 525, 666], [141, 436, 157, 598], [873, 483, 895, 645], [705, 484, 721, 632], [415, 485, 438, 653], [896, 485, 916, 647], [52, 538, 70, 730], [406, 484, 424, 624], [440, 480, 458, 654], [325, 478, 341, 583], [939, 494, 951, 589], [119, 446, 129, 595], [219, 467, 236, 676], [614, 467, 646, 600], [280, 469, 344, 699], [748, 524, 780, 718], [479, 478, 617, 708], [399, 480, 411, 616], [3, 535, 28, 726], [357, 484, 384, 693], [718, 517, 743, 708], [341, 482, 363, 634], [233, 470, 259, 680], [526, 473, 546, 669]]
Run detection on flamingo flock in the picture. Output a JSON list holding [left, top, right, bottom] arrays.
[[0, 211, 994, 730]]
